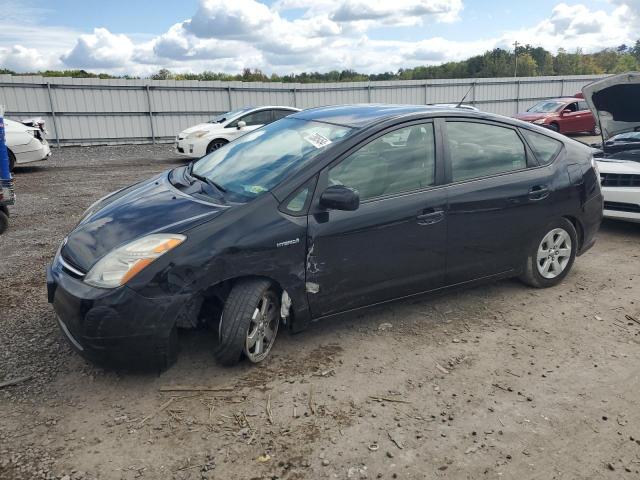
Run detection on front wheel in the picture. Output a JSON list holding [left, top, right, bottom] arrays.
[[215, 279, 280, 366], [519, 218, 577, 288], [206, 139, 228, 154], [0, 210, 8, 235]]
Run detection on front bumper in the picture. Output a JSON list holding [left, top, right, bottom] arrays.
[[175, 138, 203, 159], [47, 257, 187, 368], [602, 186, 640, 223]]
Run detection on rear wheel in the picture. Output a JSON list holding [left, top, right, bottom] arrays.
[[592, 125, 601, 136], [215, 279, 280, 366], [206, 139, 228, 154], [519, 218, 577, 288], [0, 210, 8, 235]]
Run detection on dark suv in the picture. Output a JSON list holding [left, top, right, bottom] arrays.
[[47, 105, 603, 369]]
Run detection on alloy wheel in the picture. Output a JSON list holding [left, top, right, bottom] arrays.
[[244, 292, 279, 362], [536, 228, 572, 279]]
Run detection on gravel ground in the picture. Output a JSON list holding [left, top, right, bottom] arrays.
[[1, 144, 639, 480]]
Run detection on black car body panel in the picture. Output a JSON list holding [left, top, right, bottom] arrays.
[[47, 105, 603, 367]]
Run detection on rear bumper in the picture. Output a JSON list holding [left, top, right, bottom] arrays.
[[14, 139, 50, 165], [47, 257, 186, 368], [577, 192, 603, 256]]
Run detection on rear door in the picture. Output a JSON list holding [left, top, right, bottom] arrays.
[[443, 119, 558, 284], [306, 121, 448, 317]]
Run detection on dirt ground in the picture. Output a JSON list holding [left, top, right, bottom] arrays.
[[1, 143, 639, 480]]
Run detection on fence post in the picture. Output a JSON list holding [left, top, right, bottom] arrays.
[[227, 86, 233, 110], [515, 80, 521, 114], [292, 86, 297, 107], [367, 83, 372, 103], [424, 82, 428, 105], [471, 81, 477, 106], [46, 83, 60, 148], [145, 85, 155, 144], [559, 79, 565, 97]]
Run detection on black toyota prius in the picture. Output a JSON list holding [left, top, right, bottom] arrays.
[[47, 105, 603, 369]]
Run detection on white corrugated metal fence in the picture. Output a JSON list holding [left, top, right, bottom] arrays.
[[0, 74, 606, 146]]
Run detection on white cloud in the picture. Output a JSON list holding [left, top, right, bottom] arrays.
[[61, 28, 135, 68], [0, 45, 51, 71], [1, 0, 639, 75]]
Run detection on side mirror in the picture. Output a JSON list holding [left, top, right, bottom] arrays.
[[237, 120, 246, 130], [319, 185, 360, 211], [561, 109, 571, 116]]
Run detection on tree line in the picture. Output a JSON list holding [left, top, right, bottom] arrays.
[[2, 42, 639, 82]]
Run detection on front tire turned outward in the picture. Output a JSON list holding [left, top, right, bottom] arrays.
[[519, 218, 577, 288], [215, 279, 280, 366], [206, 139, 228, 154]]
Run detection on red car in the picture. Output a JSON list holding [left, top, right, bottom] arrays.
[[514, 97, 600, 135]]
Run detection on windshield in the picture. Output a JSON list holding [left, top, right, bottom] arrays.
[[610, 131, 640, 142], [208, 108, 250, 124], [527, 101, 564, 113], [192, 118, 353, 202]]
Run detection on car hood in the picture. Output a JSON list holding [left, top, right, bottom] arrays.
[[61, 171, 226, 272], [179, 122, 223, 136], [514, 112, 549, 121], [582, 72, 640, 140]]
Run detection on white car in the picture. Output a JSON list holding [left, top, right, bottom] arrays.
[[583, 73, 640, 223], [5, 118, 51, 171], [176, 106, 300, 158]]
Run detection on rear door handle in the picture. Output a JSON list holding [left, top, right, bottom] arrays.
[[528, 185, 550, 201], [416, 208, 445, 225]]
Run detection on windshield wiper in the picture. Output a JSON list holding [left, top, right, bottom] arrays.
[[187, 163, 227, 194]]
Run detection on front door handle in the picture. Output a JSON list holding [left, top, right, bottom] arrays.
[[528, 185, 550, 201], [416, 208, 445, 226]]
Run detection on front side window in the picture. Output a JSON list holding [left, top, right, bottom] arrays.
[[328, 123, 436, 201], [447, 122, 527, 182], [564, 102, 578, 113], [229, 110, 272, 127], [192, 118, 352, 202]]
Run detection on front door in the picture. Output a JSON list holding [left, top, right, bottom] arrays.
[[306, 122, 448, 318], [226, 109, 273, 140], [443, 119, 557, 284]]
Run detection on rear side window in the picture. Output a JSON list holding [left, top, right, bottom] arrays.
[[446, 122, 527, 182], [577, 101, 589, 111], [328, 123, 436, 201], [230, 110, 272, 127], [521, 129, 562, 166]]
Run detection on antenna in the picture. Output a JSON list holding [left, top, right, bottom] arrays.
[[455, 85, 473, 108]]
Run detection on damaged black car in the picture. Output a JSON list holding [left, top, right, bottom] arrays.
[[47, 105, 603, 368]]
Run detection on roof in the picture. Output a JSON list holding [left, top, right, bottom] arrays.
[[291, 104, 452, 128]]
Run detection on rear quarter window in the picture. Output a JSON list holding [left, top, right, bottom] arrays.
[[521, 129, 563, 166]]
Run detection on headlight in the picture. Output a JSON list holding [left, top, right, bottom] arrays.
[[186, 130, 209, 139], [532, 119, 546, 124], [84, 234, 186, 288]]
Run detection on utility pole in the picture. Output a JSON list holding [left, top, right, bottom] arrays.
[[514, 41, 519, 78]]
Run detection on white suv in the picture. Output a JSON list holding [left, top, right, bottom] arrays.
[[176, 106, 300, 158]]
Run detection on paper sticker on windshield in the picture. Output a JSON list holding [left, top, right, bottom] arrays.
[[304, 132, 332, 149], [246, 185, 267, 194]]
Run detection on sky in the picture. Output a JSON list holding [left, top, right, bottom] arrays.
[[0, 0, 639, 76]]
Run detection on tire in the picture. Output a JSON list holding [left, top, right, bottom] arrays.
[[215, 278, 280, 366], [519, 218, 577, 288], [547, 123, 559, 133], [206, 139, 228, 154], [8, 150, 15, 172], [0, 210, 8, 235], [592, 125, 601, 136]]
